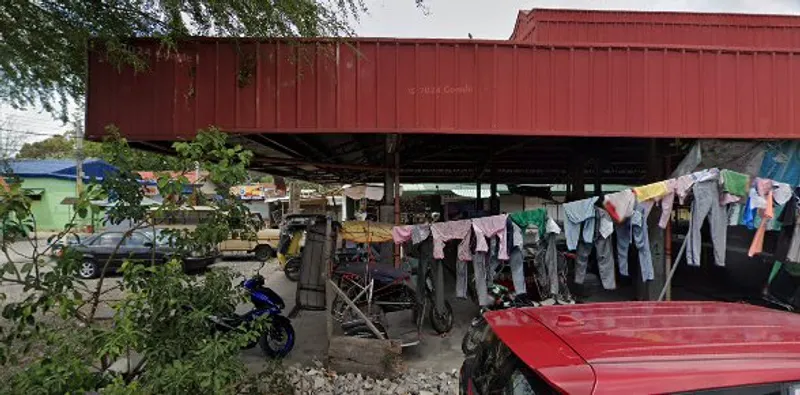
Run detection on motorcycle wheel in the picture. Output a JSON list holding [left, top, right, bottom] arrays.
[[260, 316, 295, 358], [429, 298, 454, 334], [284, 257, 301, 282], [461, 319, 487, 355]]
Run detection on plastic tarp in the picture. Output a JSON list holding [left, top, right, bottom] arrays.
[[672, 140, 765, 178], [676, 140, 800, 186], [339, 221, 394, 243]]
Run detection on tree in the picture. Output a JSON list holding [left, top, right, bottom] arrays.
[[15, 132, 181, 171], [0, 129, 278, 394], [0, 0, 409, 120]]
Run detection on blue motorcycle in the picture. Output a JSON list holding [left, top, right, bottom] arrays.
[[210, 273, 295, 358]]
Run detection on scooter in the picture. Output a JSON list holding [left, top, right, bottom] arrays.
[[210, 271, 295, 358], [98, 266, 295, 386]]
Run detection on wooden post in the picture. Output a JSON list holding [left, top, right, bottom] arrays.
[[324, 218, 334, 342]]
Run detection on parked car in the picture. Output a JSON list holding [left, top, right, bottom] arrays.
[[151, 206, 279, 260], [460, 301, 800, 394], [70, 229, 218, 279], [217, 213, 280, 261]]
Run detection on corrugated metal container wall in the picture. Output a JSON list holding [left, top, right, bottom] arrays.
[[512, 9, 800, 48], [86, 39, 800, 141]]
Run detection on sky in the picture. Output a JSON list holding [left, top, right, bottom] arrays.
[[3, 0, 800, 148]]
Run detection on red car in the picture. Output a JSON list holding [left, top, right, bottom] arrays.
[[460, 301, 800, 394]]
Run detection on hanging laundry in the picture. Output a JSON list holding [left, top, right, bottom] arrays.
[[532, 221, 563, 299], [503, 217, 526, 296], [720, 169, 750, 197], [749, 179, 775, 257], [508, 247, 526, 296], [505, 217, 524, 255], [431, 219, 473, 261], [411, 223, 431, 244], [509, 208, 547, 235], [615, 202, 654, 282], [633, 181, 669, 202], [741, 194, 757, 230], [603, 189, 636, 223], [472, 214, 509, 260], [392, 225, 413, 244], [748, 185, 768, 209], [576, 208, 617, 290], [675, 174, 696, 205], [687, 179, 728, 267], [728, 203, 742, 226], [472, 252, 491, 306], [719, 193, 741, 205], [775, 192, 800, 264], [773, 182, 793, 206], [545, 217, 561, 234], [456, 258, 468, 299], [654, 179, 678, 229], [677, 168, 720, 204], [563, 197, 599, 250]]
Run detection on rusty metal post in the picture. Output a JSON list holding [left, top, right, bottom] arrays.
[[394, 146, 401, 267]]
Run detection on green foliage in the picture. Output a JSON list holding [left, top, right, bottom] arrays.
[[0, 0, 376, 120], [15, 131, 182, 171], [0, 129, 269, 394]]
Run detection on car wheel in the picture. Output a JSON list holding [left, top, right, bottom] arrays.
[[254, 245, 274, 261], [78, 260, 99, 279]]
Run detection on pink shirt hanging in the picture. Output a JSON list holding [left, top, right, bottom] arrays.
[[472, 215, 509, 260], [392, 225, 413, 245], [431, 219, 473, 261]]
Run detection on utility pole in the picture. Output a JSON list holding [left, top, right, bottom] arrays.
[[74, 120, 84, 196]]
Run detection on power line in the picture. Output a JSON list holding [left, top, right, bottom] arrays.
[[0, 127, 62, 137]]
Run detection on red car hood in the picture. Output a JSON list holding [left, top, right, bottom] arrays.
[[487, 302, 800, 394]]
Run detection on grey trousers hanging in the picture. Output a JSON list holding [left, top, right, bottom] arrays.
[[472, 252, 490, 306], [575, 233, 616, 290], [509, 248, 526, 295], [434, 257, 445, 313], [545, 234, 560, 297], [688, 179, 728, 267], [456, 260, 468, 299]]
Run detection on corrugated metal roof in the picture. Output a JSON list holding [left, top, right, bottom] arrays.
[[401, 183, 630, 199], [87, 38, 800, 143], [5, 159, 117, 181], [512, 8, 800, 48]]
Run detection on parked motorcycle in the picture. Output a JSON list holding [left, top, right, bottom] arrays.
[[210, 272, 295, 358], [97, 269, 295, 387], [461, 283, 532, 355]]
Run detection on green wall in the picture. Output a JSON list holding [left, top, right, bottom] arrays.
[[20, 178, 92, 232]]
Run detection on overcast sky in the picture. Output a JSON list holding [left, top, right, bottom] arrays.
[[4, 0, 800, 146]]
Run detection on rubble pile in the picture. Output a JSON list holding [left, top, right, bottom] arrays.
[[283, 362, 458, 395]]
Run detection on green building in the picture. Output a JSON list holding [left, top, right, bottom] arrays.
[[6, 159, 117, 231]]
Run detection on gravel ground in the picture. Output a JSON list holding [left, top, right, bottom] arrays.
[[282, 361, 458, 395]]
